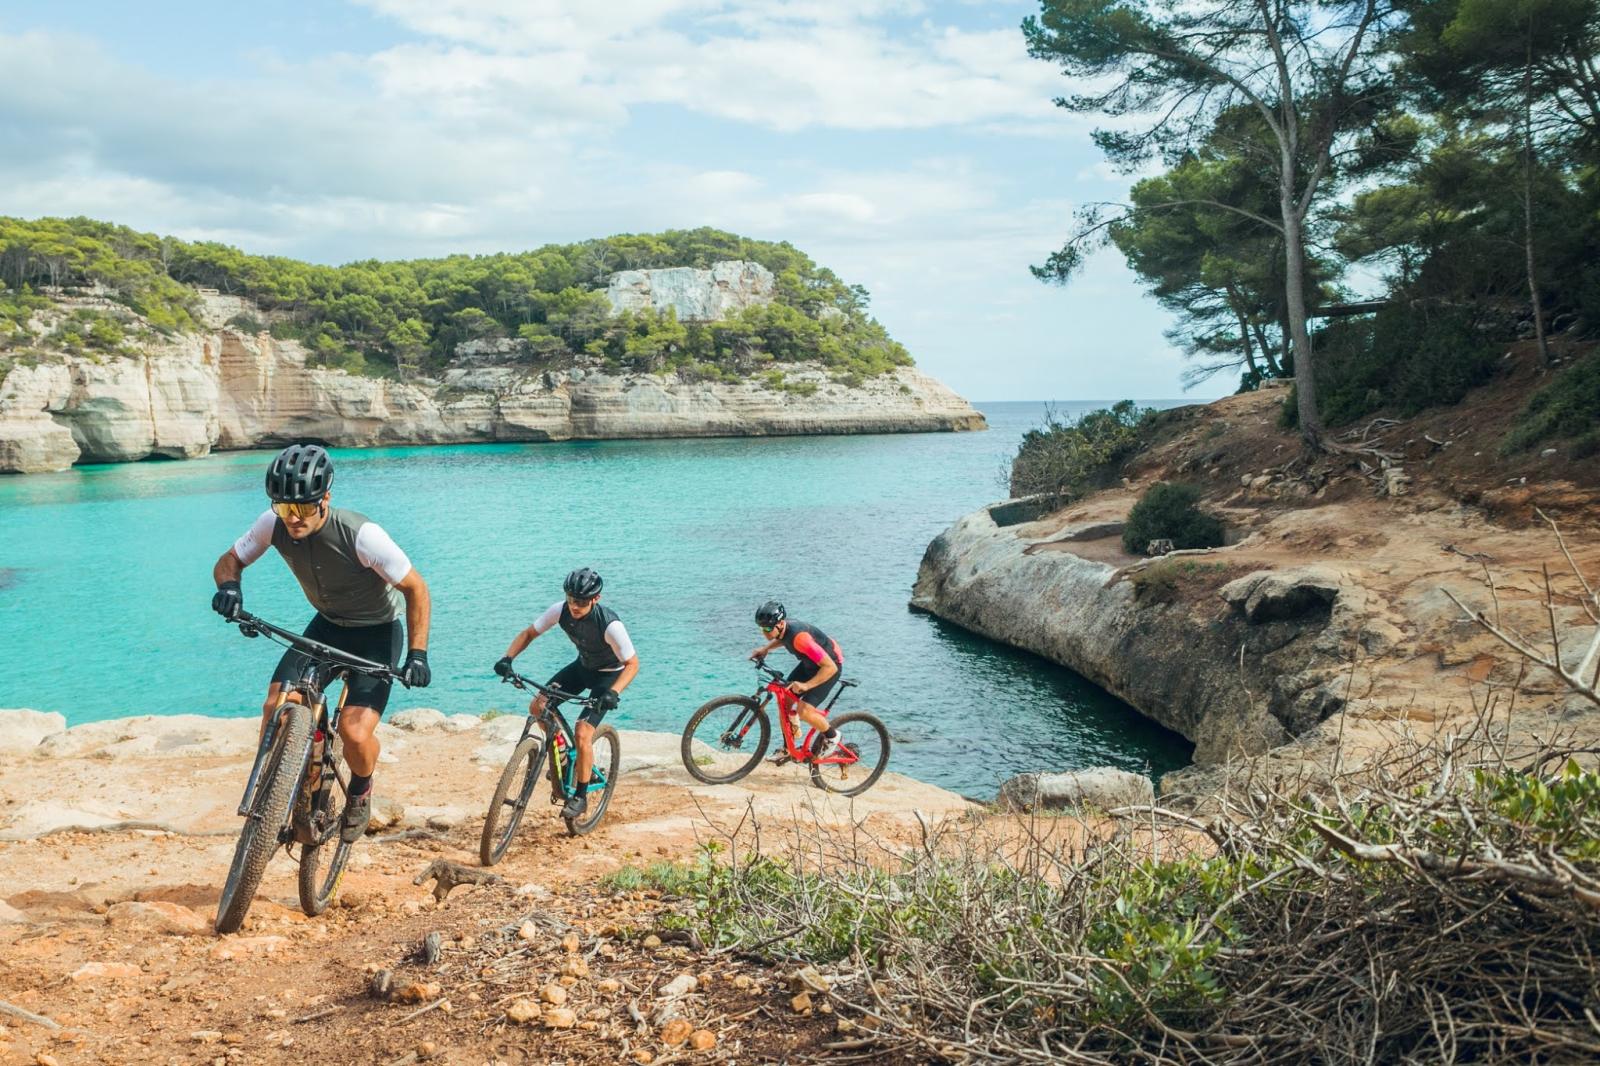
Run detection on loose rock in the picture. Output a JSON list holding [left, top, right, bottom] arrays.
[[791, 992, 813, 1013], [507, 999, 541, 1024], [690, 1029, 717, 1050], [540, 983, 568, 1006], [105, 900, 209, 936], [543, 1008, 576, 1029], [660, 1018, 693, 1046]]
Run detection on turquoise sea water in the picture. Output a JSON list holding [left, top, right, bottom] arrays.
[[0, 401, 1192, 797]]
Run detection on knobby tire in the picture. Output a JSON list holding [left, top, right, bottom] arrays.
[[809, 711, 891, 797], [297, 765, 353, 916], [680, 695, 769, 784], [479, 735, 547, 866], [216, 703, 312, 934], [565, 725, 620, 836]]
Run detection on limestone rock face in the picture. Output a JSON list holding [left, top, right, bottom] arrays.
[[0, 709, 68, 753], [911, 504, 1334, 769], [1, 316, 982, 474], [605, 261, 775, 321], [997, 768, 1154, 811], [1222, 567, 1342, 623], [0, 363, 79, 472]]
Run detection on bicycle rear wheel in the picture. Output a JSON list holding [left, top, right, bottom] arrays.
[[479, 735, 547, 866], [566, 725, 620, 836], [681, 696, 769, 784], [809, 712, 891, 797], [217, 702, 312, 934]]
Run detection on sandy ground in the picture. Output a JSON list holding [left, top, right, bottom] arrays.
[[0, 715, 973, 1064]]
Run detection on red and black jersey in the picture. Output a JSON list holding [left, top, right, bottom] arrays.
[[782, 620, 842, 667]]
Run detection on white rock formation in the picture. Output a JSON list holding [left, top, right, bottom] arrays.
[[605, 261, 775, 321], [0, 709, 67, 753], [996, 767, 1155, 811], [1, 314, 984, 475]]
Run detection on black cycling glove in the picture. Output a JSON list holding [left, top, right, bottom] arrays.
[[402, 649, 431, 688], [494, 656, 515, 678], [595, 689, 620, 711], [212, 580, 242, 620]]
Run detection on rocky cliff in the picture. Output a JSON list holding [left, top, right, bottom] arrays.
[[0, 318, 983, 475], [605, 261, 776, 321], [913, 388, 1600, 796]]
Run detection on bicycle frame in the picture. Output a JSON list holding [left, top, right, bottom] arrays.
[[757, 664, 859, 767], [502, 671, 611, 801], [230, 612, 400, 824]]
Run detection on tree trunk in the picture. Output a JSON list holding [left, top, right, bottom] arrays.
[[1251, 319, 1283, 376], [1228, 288, 1262, 381], [1524, 29, 1551, 365], [1282, 207, 1324, 448]]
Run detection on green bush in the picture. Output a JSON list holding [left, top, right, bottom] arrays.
[[1503, 353, 1600, 453], [1122, 482, 1224, 554], [225, 312, 264, 333], [1011, 400, 1153, 501], [1308, 306, 1502, 426]]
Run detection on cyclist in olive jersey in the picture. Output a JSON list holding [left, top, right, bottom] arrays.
[[210, 444, 433, 843], [748, 600, 842, 760], [494, 568, 640, 821]]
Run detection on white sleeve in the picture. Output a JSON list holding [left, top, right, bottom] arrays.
[[353, 522, 414, 585], [231, 511, 277, 567], [605, 620, 636, 662], [530, 602, 564, 636]]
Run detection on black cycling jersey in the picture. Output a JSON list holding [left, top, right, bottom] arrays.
[[561, 601, 626, 672]]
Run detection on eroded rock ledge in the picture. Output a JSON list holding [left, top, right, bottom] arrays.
[[912, 483, 1599, 797], [0, 329, 984, 474]]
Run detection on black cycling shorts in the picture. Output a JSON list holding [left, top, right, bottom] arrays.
[[786, 659, 839, 712], [271, 614, 404, 714], [545, 659, 622, 727]]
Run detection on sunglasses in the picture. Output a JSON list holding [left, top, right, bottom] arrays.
[[760, 624, 778, 634], [271, 501, 323, 520], [566, 595, 597, 608]]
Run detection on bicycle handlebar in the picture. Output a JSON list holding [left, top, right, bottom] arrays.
[[231, 610, 407, 685], [500, 668, 595, 707], [752, 657, 785, 683]]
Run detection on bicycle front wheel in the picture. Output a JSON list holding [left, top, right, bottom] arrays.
[[566, 725, 620, 836], [809, 712, 891, 797], [479, 735, 547, 866], [298, 758, 353, 916], [680, 696, 769, 784], [298, 830, 353, 916], [217, 702, 312, 933]]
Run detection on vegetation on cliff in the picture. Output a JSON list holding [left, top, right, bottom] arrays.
[[1026, 0, 1600, 452], [0, 217, 911, 384]]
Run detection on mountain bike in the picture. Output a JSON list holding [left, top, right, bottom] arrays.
[[478, 668, 622, 866], [215, 610, 407, 934], [679, 660, 890, 796]]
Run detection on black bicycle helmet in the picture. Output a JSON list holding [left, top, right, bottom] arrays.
[[564, 567, 603, 600], [265, 443, 333, 503], [755, 600, 786, 627]]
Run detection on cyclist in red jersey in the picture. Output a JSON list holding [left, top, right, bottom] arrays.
[[748, 600, 841, 759]]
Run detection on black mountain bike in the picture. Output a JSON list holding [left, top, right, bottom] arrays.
[[215, 610, 407, 935], [479, 669, 621, 866]]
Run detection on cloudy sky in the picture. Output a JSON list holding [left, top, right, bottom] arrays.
[[0, 1, 1219, 402]]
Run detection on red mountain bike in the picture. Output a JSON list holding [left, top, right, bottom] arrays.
[[679, 660, 890, 796]]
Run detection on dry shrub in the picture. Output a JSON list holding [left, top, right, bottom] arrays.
[[648, 711, 1600, 1064]]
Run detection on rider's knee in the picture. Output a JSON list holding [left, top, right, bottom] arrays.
[[575, 721, 595, 744], [530, 695, 546, 714]]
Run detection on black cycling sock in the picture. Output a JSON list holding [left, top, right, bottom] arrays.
[[575, 779, 589, 796], [348, 772, 372, 797]]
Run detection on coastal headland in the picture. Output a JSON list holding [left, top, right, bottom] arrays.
[[913, 369, 1600, 798]]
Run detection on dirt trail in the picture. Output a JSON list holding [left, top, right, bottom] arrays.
[[0, 719, 971, 1064]]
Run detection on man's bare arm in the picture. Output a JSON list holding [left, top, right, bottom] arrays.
[[395, 568, 431, 651]]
